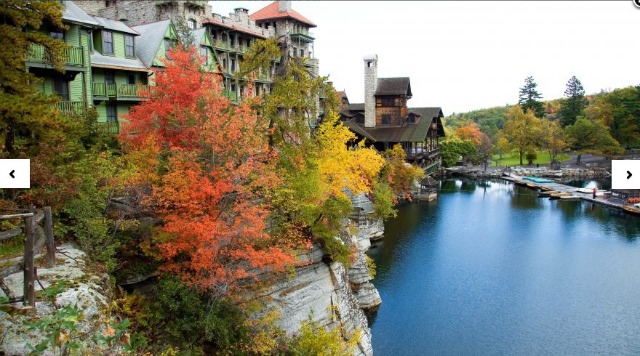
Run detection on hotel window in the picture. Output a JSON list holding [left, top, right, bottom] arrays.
[[125, 35, 134, 57], [188, 19, 196, 29], [103, 31, 113, 54], [106, 104, 117, 123], [382, 115, 391, 125], [53, 79, 69, 101]]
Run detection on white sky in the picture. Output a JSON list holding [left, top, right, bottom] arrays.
[[210, 1, 640, 116]]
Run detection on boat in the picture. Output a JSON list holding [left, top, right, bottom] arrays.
[[523, 176, 555, 183], [559, 195, 580, 201], [549, 192, 573, 200], [538, 190, 558, 197], [622, 205, 640, 216], [575, 188, 608, 197]]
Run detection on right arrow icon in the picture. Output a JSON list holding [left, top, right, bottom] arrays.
[[628, 171, 633, 180]]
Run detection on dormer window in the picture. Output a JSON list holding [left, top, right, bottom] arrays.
[[103, 31, 113, 54], [125, 35, 134, 57]]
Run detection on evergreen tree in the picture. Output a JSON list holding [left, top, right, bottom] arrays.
[[558, 76, 587, 127], [518, 76, 545, 118]]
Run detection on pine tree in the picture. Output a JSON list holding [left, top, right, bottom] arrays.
[[518, 76, 545, 118], [558, 76, 587, 127]]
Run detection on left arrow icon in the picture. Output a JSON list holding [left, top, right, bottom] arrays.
[[9, 170, 15, 179]]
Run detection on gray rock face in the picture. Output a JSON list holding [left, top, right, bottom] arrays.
[[0, 243, 112, 356], [255, 212, 383, 356]]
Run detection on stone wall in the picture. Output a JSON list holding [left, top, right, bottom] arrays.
[[364, 55, 378, 128]]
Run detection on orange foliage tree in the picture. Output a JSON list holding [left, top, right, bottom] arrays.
[[455, 122, 484, 146], [120, 47, 296, 294]]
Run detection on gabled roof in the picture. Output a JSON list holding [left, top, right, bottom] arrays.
[[375, 77, 412, 97], [249, 1, 316, 28], [93, 16, 138, 35], [192, 28, 207, 46], [132, 20, 172, 68], [341, 107, 445, 143], [63, 1, 100, 27], [347, 103, 364, 112]]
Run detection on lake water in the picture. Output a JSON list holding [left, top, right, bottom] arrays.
[[368, 179, 640, 355]]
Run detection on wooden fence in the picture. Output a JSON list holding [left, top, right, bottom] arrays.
[[0, 207, 55, 308]]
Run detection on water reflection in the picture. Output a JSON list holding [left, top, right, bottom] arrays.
[[371, 179, 640, 355]]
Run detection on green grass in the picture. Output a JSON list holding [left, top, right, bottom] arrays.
[[492, 150, 571, 167], [0, 238, 23, 258]]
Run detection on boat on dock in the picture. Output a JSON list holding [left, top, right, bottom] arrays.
[[559, 195, 581, 201], [538, 190, 558, 197], [622, 205, 640, 216], [523, 176, 555, 183], [549, 192, 573, 200], [575, 188, 608, 197]]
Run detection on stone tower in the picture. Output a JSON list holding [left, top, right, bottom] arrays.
[[363, 54, 378, 128]]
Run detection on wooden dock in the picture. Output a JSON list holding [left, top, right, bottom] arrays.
[[502, 175, 638, 215]]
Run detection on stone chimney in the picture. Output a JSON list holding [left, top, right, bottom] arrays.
[[278, 1, 291, 12], [364, 54, 378, 128]]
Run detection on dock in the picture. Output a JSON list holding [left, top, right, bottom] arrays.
[[501, 175, 639, 215]]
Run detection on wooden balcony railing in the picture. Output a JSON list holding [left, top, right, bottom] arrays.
[[223, 90, 238, 102], [56, 101, 87, 114], [93, 83, 149, 99], [96, 121, 119, 134], [213, 40, 230, 51], [28, 44, 84, 67]]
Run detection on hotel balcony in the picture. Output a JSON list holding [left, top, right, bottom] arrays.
[[92, 83, 149, 101]]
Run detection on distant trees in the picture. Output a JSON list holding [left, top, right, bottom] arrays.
[[564, 117, 623, 165], [558, 76, 587, 127], [518, 76, 545, 117], [500, 106, 542, 165]]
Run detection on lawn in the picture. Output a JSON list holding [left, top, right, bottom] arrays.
[[492, 150, 571, 167]]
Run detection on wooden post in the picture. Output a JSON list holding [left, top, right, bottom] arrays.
[[44, 206, 55, 267], [23, 209, 36, 308]]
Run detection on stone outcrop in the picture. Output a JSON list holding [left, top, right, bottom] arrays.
[[0, 244, 113, 355], [252, 193, 383, 356]]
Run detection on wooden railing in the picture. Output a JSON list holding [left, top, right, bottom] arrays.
[[223, 90, 238, 102], [0, 207, 55, 308], [96, 121, 119, 134], [213, 39, 230, 51], [92, 83, 148, 99], [27, 44, 84, 67], [57, 101, 87, 114]]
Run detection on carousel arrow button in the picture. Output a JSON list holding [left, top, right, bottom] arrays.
[[628, 171, 633, 180]]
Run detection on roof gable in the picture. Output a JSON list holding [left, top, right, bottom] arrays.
[[249, 1, 316, 28], [63, 1, 100, 27], [375, 77, 412, 97], [131, 19, 174, 68]]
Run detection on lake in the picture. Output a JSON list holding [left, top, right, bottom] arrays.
[[368, 179, 640, 355]]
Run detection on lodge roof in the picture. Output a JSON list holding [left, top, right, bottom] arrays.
[[375, 77, 412, 97], [90, 52, 147, 72], [249, 1, 316, 28], [63, 1, 100, 27], [132, 19, 172, 68], [93, 16, 138, 35]]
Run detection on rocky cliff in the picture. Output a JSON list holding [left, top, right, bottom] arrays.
[[253, 205, 383, 355]]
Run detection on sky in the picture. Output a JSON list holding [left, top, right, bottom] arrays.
[[209, 1, 640, 116]]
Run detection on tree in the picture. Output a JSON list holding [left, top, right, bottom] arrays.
[[564, 117, 624, 165], [120, 46, 296, 294], [455, 122, 483, 146], [0, 0, 69, 158], [518, 76, 545, 117], [500, 106, 542, 165], [539, 119, 567, 164], [241, 38, 388, 263], [599, 86, 640, 149], [558, 76, 587, 127]]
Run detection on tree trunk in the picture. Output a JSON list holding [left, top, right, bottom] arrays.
[[519, 149, 524, 166]]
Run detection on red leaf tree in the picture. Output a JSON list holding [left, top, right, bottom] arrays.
[[120, 47, 295, 294]]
